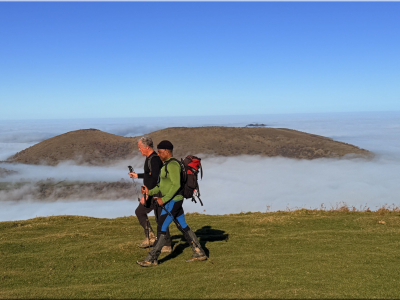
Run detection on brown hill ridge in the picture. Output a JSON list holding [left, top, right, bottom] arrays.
[[10, 129, 136, 166], [9, 127, 371, 166]]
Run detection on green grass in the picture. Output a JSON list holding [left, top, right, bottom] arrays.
[[1, 209, 400, 299]]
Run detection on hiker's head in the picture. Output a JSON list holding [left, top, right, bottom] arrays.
[[138, 137, 153, 157], [157, 140, 173, 161]]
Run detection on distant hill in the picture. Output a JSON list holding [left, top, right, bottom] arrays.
[[10, 129, 136, 165], [145, 127, 371, 159], [0, 180, 134, 201], [0, 167, 17, 178], [9, 127, 371, 166]]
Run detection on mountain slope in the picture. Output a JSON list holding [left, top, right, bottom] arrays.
[[9, 127, 371, 165]]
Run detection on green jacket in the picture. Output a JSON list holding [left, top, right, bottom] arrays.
[[148, 157, 184, 203]]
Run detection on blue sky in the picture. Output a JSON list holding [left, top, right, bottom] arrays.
[[1, 2, 399, 120]]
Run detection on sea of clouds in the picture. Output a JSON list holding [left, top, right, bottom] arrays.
[[0, 111, 399, 221]]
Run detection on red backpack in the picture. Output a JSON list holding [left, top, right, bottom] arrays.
[[164, 155, 204, 206]]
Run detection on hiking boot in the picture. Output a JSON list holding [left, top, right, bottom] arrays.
[[136, 259, 158, 267], [185, 255, 207, 263], [183, 228, 207, 262], [185, 246, 207, 262], [161, 246, 172, 253], [138, 231, 156, 248], [137, 234, 167, 266]]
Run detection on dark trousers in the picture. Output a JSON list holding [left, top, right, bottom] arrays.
[[135, 200, 171, 246]]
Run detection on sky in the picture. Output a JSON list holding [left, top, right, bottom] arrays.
[[1, 2, 399, 120]]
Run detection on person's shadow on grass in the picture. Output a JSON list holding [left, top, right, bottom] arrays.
[[158, 226, 229, 263]]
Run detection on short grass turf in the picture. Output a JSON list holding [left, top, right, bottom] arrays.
[[1, 209, 400, 299]]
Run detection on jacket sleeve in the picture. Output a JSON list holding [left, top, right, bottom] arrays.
[[148, 185, 160, 197], [161, 161, 181, 203]]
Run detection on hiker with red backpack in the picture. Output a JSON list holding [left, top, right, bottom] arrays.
[[136, 140, 207, 267], [128, 137, 172, 253]]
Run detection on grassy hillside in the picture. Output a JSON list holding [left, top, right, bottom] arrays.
[[1, 209, 400, 299]]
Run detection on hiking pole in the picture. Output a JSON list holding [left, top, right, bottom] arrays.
[[128, 166, 141, 202], [128, 166, 151, 253], [142, 193, 151, 254]]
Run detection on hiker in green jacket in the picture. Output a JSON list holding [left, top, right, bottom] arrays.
[[136, 140, 207, 267]]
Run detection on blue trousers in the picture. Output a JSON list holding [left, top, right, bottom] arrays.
[[157, 200, 189, 235]]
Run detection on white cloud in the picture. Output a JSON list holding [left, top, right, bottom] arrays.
[[0, 199, 140, 222], [1, 111, 400, 221], [1, 154, 400, 221], [1, 157, 144, 183]]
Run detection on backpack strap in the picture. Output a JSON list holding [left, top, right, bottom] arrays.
[[164, 158, 181, 176], [147, 152, 157, 174], [163, 158, 185, 198]]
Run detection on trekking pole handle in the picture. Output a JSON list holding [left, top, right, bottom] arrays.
[[141, 185, 147, 194]]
